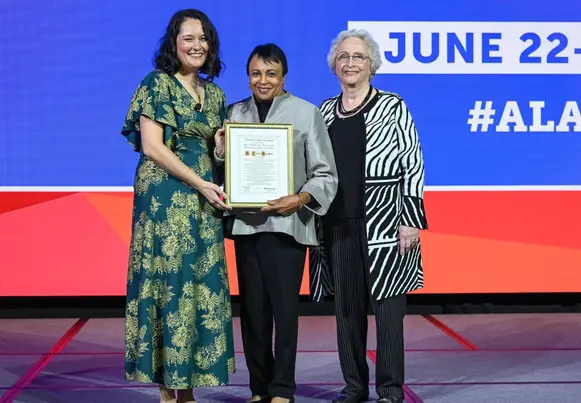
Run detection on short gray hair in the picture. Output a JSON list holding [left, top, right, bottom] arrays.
[[327, 29, 383, 76]]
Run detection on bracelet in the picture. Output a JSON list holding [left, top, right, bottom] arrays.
[[298, 192, 311, 208], [214, 148, 225, 162]]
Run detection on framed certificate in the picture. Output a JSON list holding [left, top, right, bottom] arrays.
[[224, 122, 294, 208]]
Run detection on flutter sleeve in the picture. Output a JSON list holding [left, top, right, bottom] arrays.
[[121, 70, 179, 153]]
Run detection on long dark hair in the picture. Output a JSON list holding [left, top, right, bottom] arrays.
[[153, 9, 224, 81]]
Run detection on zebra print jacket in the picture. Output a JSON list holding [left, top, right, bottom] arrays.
[[309, 90, 428, 301]]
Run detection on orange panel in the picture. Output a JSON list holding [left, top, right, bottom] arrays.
[[0, 194, 128, 296], [0, 191, 580, 297]]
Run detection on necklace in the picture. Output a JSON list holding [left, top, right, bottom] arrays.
[[338, 85, 373, 117], [176, 73, 203, 112], [192, 88, 202, 112], [190, 77, 203, 112]]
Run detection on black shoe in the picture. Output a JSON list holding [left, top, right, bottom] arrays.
[[377, 397, 404, 403], [332, 393, 368, 403]]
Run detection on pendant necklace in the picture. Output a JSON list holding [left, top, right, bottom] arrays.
[[338, 85, 373, 117]]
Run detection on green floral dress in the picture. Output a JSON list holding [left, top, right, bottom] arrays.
[[121, 70, 235, 389]]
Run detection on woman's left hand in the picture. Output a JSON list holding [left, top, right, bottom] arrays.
[[261, 195, 301, 216], [261, 192, 311, 216], [398, 225, 420, 255]]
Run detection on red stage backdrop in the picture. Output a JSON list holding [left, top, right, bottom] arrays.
[[1, 190, 581, 297]]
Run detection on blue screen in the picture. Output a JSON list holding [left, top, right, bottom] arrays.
[[1, 0, 580, 186]]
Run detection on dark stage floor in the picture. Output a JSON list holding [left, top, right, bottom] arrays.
[[1, 314, 581, 402]]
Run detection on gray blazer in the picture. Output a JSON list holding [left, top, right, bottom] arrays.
[[219, 92, 338, 246]]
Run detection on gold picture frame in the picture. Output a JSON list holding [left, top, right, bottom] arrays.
[[224, 122, 294, 208]]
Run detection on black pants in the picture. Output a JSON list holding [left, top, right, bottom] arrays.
[[234, 232, 307, 399], [325, 219, 407, 399]]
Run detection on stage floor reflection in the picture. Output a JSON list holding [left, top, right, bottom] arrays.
[[1, 314, 581, 402]]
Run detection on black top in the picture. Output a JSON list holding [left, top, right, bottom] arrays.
[[327, 92, 380, 220], [254, 96, 273, 123]]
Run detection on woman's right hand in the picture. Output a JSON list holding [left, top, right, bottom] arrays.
[[197, 181, 231, 210]]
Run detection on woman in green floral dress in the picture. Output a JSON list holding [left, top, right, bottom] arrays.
[[121, 9, 234, 403]]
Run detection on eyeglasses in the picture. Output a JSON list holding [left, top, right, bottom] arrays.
[[336, 53, 368, 64]]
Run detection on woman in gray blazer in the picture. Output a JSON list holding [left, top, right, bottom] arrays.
[[214, 43, 338, 403]]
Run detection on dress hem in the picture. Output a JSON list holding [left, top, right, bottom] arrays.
[[125, 369, 237, 389]]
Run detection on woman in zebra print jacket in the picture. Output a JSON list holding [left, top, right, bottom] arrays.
[[309, 29, 428, 403]]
